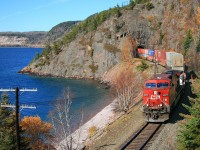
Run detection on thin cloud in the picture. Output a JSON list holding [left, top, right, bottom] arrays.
[[53, 0, 70, 4], [0, 11, 30, 26], [0, 15, 11, 23], [0, 11, 25, 23], [33, 3, 53, 10], [34, 0, 70, 10]]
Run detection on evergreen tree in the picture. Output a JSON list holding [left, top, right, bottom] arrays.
[[0, 92, 16, 150], [183, 29, 193, 57], [196, 38, 200, 53], [33, 52, 40, 61], [178, 79, 200, 149], [129, 0, 135, 9], [112, 5, 122, 18], [0, 92, 30, 150], [135, 0, 150, 4]]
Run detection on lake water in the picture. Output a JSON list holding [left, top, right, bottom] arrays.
[[0, 47, 113, 128]]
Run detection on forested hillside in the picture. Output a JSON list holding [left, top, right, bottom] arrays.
[[45, 21, 80, 43], [21, 0, 200, 81]]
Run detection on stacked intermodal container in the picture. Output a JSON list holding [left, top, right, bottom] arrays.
[[137, 48, 184, 71], [166, 52, 184, 71]]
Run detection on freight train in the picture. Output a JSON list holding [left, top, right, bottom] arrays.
[[138, 48, 184, 122], [138, 48, 184, 71]]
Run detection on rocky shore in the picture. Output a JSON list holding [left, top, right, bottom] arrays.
[[57, 91, 143, 149], [19, 67, 111, 87]]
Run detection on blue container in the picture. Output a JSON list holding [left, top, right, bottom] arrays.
[[148, 50, 155, 56]]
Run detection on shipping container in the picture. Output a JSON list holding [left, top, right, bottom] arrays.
[[138, 48, 144, 58], [155, 50, 166, 66], [148, 49, 155, 56], [166, 52, 184, 71], [143, 49, 149, 59], [147, 49, 154, 61]]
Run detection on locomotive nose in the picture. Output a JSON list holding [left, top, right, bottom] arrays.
[[154, 91, 161, 95]]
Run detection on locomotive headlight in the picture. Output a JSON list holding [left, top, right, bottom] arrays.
[[160, 104, 162, 107], [164, 98, 167, 102], [146, 104, 149, 106]]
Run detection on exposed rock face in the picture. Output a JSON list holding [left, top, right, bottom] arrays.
[[0, 32, 47, 47], [22, 18, 124, 79], [21, 0, 200, 80], [0, 36, 28, 46]]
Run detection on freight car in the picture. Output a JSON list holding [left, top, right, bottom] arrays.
[[137, 48, 184, 71], [138, 48, 184, 122]]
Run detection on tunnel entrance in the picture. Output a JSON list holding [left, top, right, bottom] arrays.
[[132, 45, 144, 58]]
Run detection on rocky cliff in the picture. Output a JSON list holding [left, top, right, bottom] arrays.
[[21, 0, 200, 81], [0, 32, 47, 47]]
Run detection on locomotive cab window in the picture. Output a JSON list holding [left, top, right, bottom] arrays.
[[157, 82, 169, 88], [146, 83, 156, 88]]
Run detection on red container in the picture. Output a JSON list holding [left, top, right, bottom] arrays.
[[138, 48, 144, 58], [144, 49, 149, 59], [155, 50, 166, 66]]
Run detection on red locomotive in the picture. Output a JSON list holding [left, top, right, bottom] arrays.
[[142, 72, 183, 122], [138, 48, 184, 122]]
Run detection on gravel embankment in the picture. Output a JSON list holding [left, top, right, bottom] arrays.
[[86, 100, 146, 150], [148, 81, 191, 150]]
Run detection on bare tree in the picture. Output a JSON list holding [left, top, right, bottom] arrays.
[[112, 68, 142, 113], [49, 88, 82, 150]]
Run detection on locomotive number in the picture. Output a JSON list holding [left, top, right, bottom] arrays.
[[150, 95, 160, 100]]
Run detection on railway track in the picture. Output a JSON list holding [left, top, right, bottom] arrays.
[[120, 123, 162, 150]]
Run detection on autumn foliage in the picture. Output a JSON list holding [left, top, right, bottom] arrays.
[[113, 63, 143, 112], [121, 37, 137, 61], [20, 116, 53, 150]]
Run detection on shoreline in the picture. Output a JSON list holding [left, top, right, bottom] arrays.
[[0, 46, 44, 48], [57, 91, 143, 149], [57, 98, 120, 149], [19, 69, 112, 88]]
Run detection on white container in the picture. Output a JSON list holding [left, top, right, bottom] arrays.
[[166, 52, 184, 71]]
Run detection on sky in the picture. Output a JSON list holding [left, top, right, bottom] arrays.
[[0, 0, 128, 32]]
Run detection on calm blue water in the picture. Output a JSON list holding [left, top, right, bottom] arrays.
[[0, 47, 113, 127]]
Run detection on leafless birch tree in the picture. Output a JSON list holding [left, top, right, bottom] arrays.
[[49, 88, 82, 150]]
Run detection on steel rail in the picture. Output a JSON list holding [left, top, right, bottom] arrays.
[[138, 123, 162, 150], [120, 123, 149, 150], [120, 123, 162, 150]]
